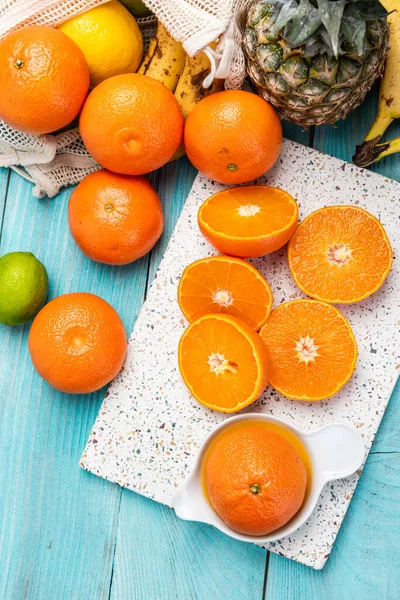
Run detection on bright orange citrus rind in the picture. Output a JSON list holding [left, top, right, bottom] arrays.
[[198, 185, 298, 258]]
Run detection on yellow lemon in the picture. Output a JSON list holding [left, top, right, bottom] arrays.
[[58, 0, 143, 88]]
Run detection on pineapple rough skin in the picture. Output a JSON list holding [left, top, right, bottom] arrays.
[[243, 1, 389, 128]]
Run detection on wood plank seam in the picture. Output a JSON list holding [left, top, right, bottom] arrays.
[[0, 169, 11, 242], [262, 552, 270, 600], [108, 491, 124, 600]]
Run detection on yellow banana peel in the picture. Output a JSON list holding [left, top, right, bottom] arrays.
[[174, 42, 224, 120], [137, 36, 157, 75], [137, 21, 185, 92], [170, 42, 224, 162]]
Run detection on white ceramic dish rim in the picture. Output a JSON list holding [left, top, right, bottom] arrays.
[[172, 413, 366, 544]]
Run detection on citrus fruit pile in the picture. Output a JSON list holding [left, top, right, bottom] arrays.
[[0, 5, 283, 182], [177, 188, 392, 411], [0, 2, 287, 272], [0, 5, 285, 398]]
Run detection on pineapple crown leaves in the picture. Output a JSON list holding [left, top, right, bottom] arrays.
[[266, 0, 388, 57]]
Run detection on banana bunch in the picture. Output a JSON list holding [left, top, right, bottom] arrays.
[[138, 21, 224, 160], [353, 0, 400, 167]]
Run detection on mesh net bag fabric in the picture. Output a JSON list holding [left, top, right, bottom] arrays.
[[146, 0, 253, 89], [0, 0, 251, 198]]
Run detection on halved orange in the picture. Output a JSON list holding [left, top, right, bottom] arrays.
[[178, 313, 269, 413], [177, 255, 273, 331], [259, 299, 357, 401], [197, 185, 298, 258], [288, 206, 392, 304]]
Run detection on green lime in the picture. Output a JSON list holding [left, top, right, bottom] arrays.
[[0, 252, 48, 326], [120, 0, 151, 17]]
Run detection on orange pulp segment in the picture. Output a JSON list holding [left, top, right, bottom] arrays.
[[288, 205, 392, 304], [259, 299, 357, 401], [198, 185, 298, 258], [178, 313, 269, 413], [178, 255, 273, 330]]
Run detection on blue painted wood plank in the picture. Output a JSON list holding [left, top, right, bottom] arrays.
[[0, 170, 152, 599], [111, 493, 267, 600], [282, 122, 312, 147], [146, 157, 197, 285]]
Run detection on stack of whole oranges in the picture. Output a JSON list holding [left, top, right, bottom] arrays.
[[0, 8, 284, 268], [0, 8, 286, 398], [0, 13, 284, 267]]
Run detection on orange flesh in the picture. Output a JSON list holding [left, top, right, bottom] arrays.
[[288, 205, 392, 303], [178, 314, 269, 413], [202, 419, 313, 507], [199, 186, 298, 238], [178, 256, 273, 330], [259, 299, 357, 401]]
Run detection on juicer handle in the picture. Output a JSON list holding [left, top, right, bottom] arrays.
[[172, 487, 194, 521], [306, 423, 365, 483]]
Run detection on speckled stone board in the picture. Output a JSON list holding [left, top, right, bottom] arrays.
[[81, 140, 399, 570]]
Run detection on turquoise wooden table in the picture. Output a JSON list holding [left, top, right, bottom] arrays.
[[0, 87, 399, 600]]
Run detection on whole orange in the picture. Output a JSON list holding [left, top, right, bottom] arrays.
[[68, 169, 164, 265], [28, 292, 127, 394], [204, 422, 307, 536], [184, 90, 282, 184], [79, 73, 184, 175], [0, 26, 89, 134]]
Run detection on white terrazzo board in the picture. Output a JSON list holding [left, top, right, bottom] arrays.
[[81, 139, 400, 570]]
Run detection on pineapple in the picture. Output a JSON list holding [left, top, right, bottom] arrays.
[[243, 0, 389, 127]]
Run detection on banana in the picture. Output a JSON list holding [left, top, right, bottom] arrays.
[[137, 21, 185, 92], [170, 43, 225, 161], [174, 42, 224, 120], [137, 36, 157, 75], [353, 0, 400, 167]]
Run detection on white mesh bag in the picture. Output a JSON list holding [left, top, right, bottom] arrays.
[[0, 0, 252, 197]]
